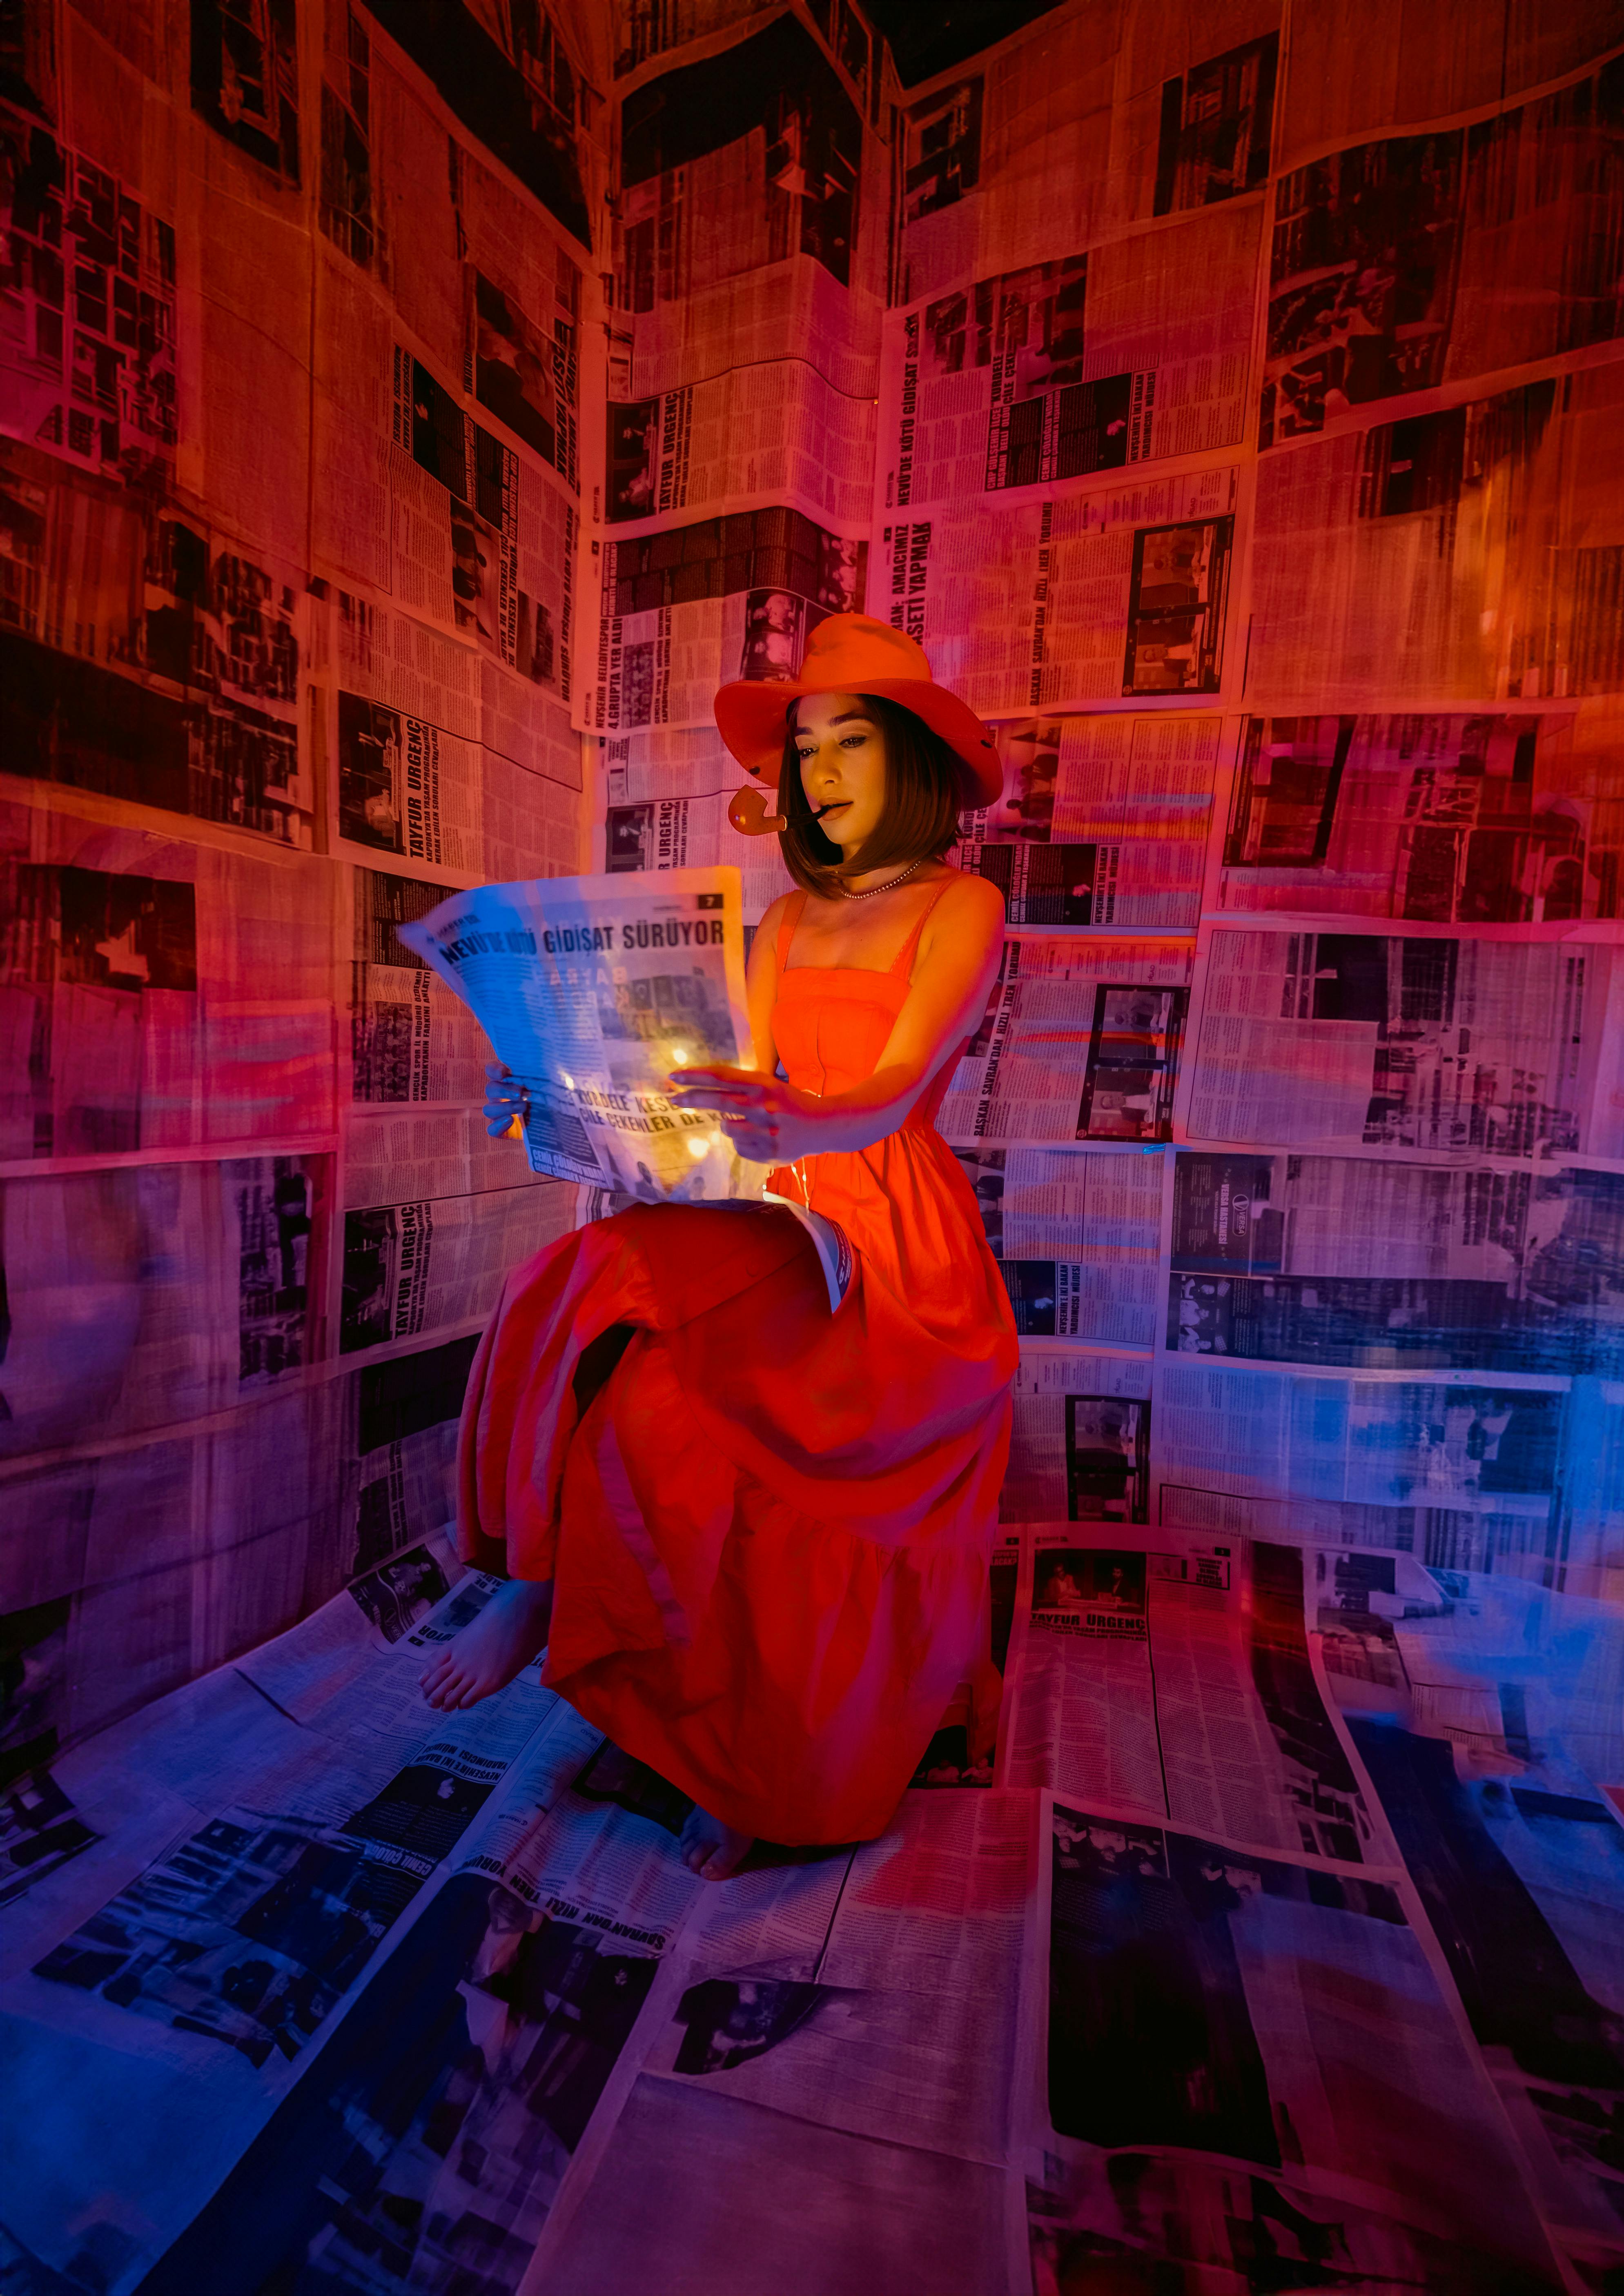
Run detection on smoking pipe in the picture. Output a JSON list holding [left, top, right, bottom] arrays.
[[727, 785, 788, 836]]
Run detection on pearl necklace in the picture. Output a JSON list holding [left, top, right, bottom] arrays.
[[840, 857, 925, 900]]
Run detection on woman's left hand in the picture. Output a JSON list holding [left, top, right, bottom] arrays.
[[666, 1066, 829, 1165]]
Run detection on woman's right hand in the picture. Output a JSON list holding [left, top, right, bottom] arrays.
[[484, 1062, 526, 1140]]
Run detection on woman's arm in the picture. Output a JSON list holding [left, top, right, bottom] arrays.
[[670, 873, 1004, 1163], [744, 892, 790, 1076]]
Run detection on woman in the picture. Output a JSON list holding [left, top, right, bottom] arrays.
[[420, 614, 1019, 1879]]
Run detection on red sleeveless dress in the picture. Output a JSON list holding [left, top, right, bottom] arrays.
[[455, 878, 1019, 1844]]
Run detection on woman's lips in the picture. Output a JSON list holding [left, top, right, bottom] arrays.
[[815, 801, 849, 819]]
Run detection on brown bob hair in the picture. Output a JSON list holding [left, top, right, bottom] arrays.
[[775, 693, 968, 897]]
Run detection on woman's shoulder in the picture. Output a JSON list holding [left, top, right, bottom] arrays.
[[757, 888, 802, 937], [936, 861, 1001, 905], [928, 864, 1004, 928], [753, 887, 804, 965]]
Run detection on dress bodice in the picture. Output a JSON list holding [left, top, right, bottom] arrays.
[[769, 884, 962, 1130], [759, 879, 1013, 1373]]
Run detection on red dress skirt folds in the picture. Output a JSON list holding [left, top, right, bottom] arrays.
[[456, 885, 1020, 1844]]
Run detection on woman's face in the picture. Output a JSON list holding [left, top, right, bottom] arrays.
[[793, 690, 886, 858]]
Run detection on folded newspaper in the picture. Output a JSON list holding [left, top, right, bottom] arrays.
[[399, 867, 853, 1311]]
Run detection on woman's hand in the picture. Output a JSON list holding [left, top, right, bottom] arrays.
[[667, 1065, 829, 1165], [484, 1062, 526, 1140]]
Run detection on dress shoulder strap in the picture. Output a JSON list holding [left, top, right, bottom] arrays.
[[775, 891, 809, 973], [887, 874, 956, 979]]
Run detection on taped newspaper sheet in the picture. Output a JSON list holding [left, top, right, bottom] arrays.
[[1023, 1787, 1570, 2293]]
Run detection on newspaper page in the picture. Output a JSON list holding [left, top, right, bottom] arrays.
[[345, 1536, 464, 1649], [1, 1440, 205, 1765], [1158, 1469, 1584, 1586], [880, 204, 1258, 519], [0, 1372, 361, 1761], [343, 1108, 537, 1215], [0, 1653, 333, 1938], [937, 932, 1194, 1146], [530, 1788, 1034, 2293], [613, 6, 883, 423], [0, 1769, 102, 1909], [340, 1334, 481, 1583], [339, 1178, 577, 1355], [0, 445, 313, 850], [878, 461, 1239, 719], [307, 20, 596, 884], [1166, 1149, 1624, 1377], [1183, 923, 1624, 1159], [0, 1668, 322, 1960], [583, 503, 867, 736], [1025, 1789, 1568, 2294], [628, 1947, 1016, 2170], [1318, 1558, 1624, 2263], [385, 373, 502, 656], [603, 723, 765, 801], [453, 1729, 702, 1956], [0, 1160, 245, 1457], [330, 587, 584, 885], [309, 243, 395, 596], [398, 865, 770, 1201], [0, 115, 177, 490], [140, 1856, 670, 2296], [14, 1616, 553, 2103], [575, 9, 887, 739], [1261, 52, 1624, 451], [351, 865, 497, 1106], [951, 710, 1221, 931], [363, 2, 604, 253], [891, 11, 1280, 302], [1, 1629, 565, 2286], [534, 1977, 1015, 2294], [1218, 705, 1624, 925], [1278, 3, 1616, 156], [680, 1841, 859, 1980], [1005, 1531, 1384, 1863], [1000, 1349, 1155, 1524], [531, 2069, 1012, 2293], [1250, 366, 1624, 709], [1561, 1370, 1624, 1602], [816, 1787, 1034, 1999], [0, 788, 337, 1167], [1152, 1358, 1575, 1584], [953, 1147, 1165, 1346]]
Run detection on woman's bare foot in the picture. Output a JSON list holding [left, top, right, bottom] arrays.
[[419, 1578, 553, 1711], [679, 1803, 753, 1881]]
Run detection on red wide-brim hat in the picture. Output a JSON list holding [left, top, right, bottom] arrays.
[[713, 613, 1002, 806]]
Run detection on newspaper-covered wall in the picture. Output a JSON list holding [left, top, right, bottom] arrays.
[[4, 1, 1624, 2291], [0, 2, 599, 1771]]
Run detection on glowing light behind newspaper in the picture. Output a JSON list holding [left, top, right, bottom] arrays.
[[398, 866, 771, 1206]]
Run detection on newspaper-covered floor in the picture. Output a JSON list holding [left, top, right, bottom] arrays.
[[3, 1519, 1621, 2294]]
